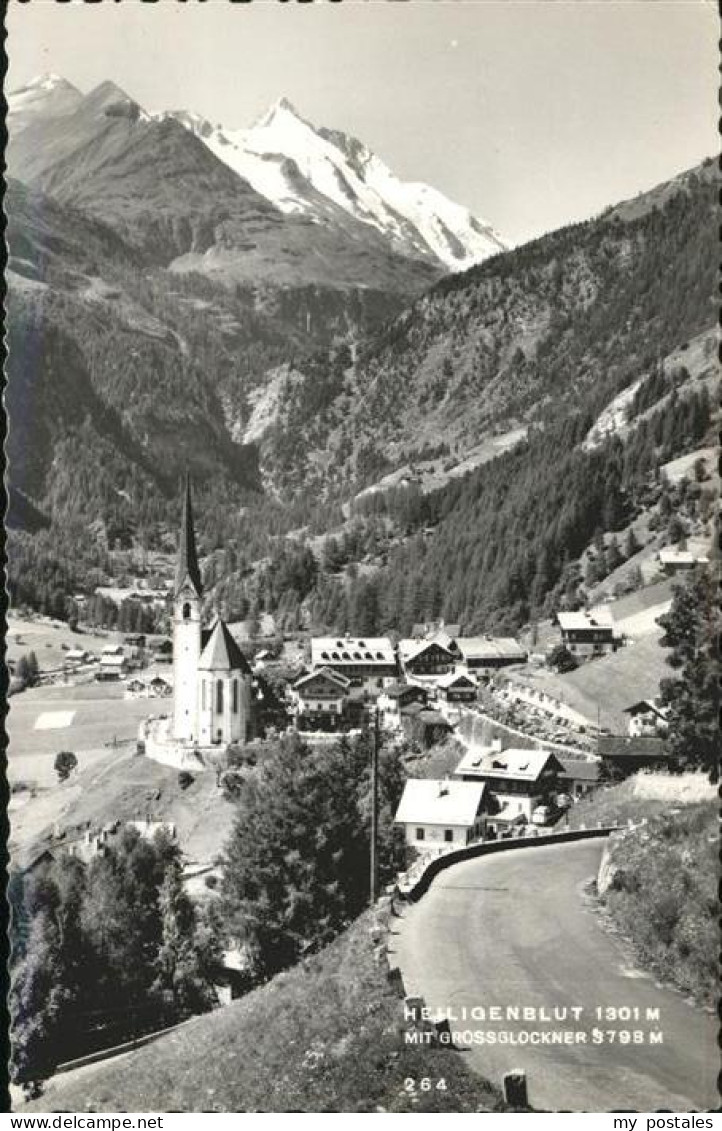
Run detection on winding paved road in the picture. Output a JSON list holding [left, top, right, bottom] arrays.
[[390, 840, 717, 1112]]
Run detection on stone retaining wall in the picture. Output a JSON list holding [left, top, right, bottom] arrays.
[[395, 825, 619, 902]]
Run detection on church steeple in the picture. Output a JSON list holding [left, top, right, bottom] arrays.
[[174, 474, 203, 598]]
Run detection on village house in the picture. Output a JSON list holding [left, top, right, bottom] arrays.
[[96, 651, 128, 681], [436, 669, 478, 705], [398, 636, 458, 679], [556, 756, 600, 799], [290, 667, 351, 732], [65, 648, 89, 664], [455, 635, 527, 674], [377, 682, 428, 732], [658, 547, 709, 576], [394, 778, 489, 851], [556, 609, 615, 658], [597, 735, 670, 779], [310, 636, 397, 692], [124, 633, 146, 658], [622, 698, 669, 737], [454, 741, 564, 830]]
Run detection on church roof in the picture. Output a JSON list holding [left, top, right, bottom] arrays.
[[198, 619, 251, 673], [174, 475, 202, 598]]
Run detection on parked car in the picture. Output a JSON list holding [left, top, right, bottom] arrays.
[[532, 805, 553, 826]]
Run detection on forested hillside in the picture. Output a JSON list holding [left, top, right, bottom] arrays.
[[259, 161, 716, 493], [7, 160, 717, 636]]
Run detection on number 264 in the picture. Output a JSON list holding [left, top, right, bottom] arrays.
[[404, 1078, 447, 1093]]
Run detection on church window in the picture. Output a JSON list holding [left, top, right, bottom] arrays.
[[182, 602, 191, 621], [216, 680, 224, 714], [201, 680, 206, 710], [232, 680, 238, 714]]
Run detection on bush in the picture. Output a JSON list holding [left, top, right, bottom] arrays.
[[220, 770, 244, 800], [600, 803, 717, 1005], [178, 772, 194, 790], [547, 643, 578, 673], [54, 751, 78, 782]]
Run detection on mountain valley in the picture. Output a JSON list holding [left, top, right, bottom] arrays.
[[5, 71, 717, 638]]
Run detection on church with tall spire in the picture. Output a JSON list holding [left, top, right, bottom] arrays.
[[172, 476, 253, 748]]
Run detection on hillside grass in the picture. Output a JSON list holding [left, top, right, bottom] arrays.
[[567, 770, 716, 830], [10, 750, 235, 869], [545, 633, 671, 733], [600, 803, 718, 1007], [24, 904, 504, 1113]]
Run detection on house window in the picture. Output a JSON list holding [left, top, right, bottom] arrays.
[[444, 829, 454, 843], [201, 681, 206, 710], [216, 680, 224, 714], [182, 602, 191, 621], [416, 828, 425, 841], [232, 680, 238, 714]]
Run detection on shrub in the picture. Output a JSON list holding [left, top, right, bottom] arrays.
[[54, 751, 78, 782], [547, 643, 578, 673], [178, 772, 194, 790]]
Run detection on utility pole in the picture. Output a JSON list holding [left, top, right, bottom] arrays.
[[370, 706, 379, 905]]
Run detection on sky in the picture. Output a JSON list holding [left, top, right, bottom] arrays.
[[6, 0, 718, 246]]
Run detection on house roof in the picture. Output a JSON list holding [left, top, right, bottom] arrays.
[[623, 698, 667, 718], [174, 475, 203, 599], [395, 779, 486, 827], [556, 610, 613, 632], [557, 757, 601, 782], [198, 619, 251, 673], [456, 636, 527, 662], [311, 637, 396, 667], [437, 670, 478, 690], [398, 637, 456, 664], [293, 667, 350, 693], [454, 745, 564, 782], [380, 681, 425, 700], [598, 736, 668, 760], [658, 548, 702, 566], [100, 653, 126, 667]]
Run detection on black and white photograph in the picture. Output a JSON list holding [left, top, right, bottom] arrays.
[[4, 0, 719, 1115]]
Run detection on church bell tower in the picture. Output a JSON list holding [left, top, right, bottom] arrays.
[[172, 476, 203, 741]]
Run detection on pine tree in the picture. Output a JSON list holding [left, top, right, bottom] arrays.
[[154, 859, 218, 1020], [221, 732, 404, 976], [11, 909, 66, 1095], [658, 569, 720, 781], [624, 527, 641, 559]]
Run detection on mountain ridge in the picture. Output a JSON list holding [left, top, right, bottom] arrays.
[[8, 73, 505, 275]]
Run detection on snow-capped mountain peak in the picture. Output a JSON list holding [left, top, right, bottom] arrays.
[[8, 72, 506, 271], [8, 72, 83, 132], [167, 96, 506, 270]]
